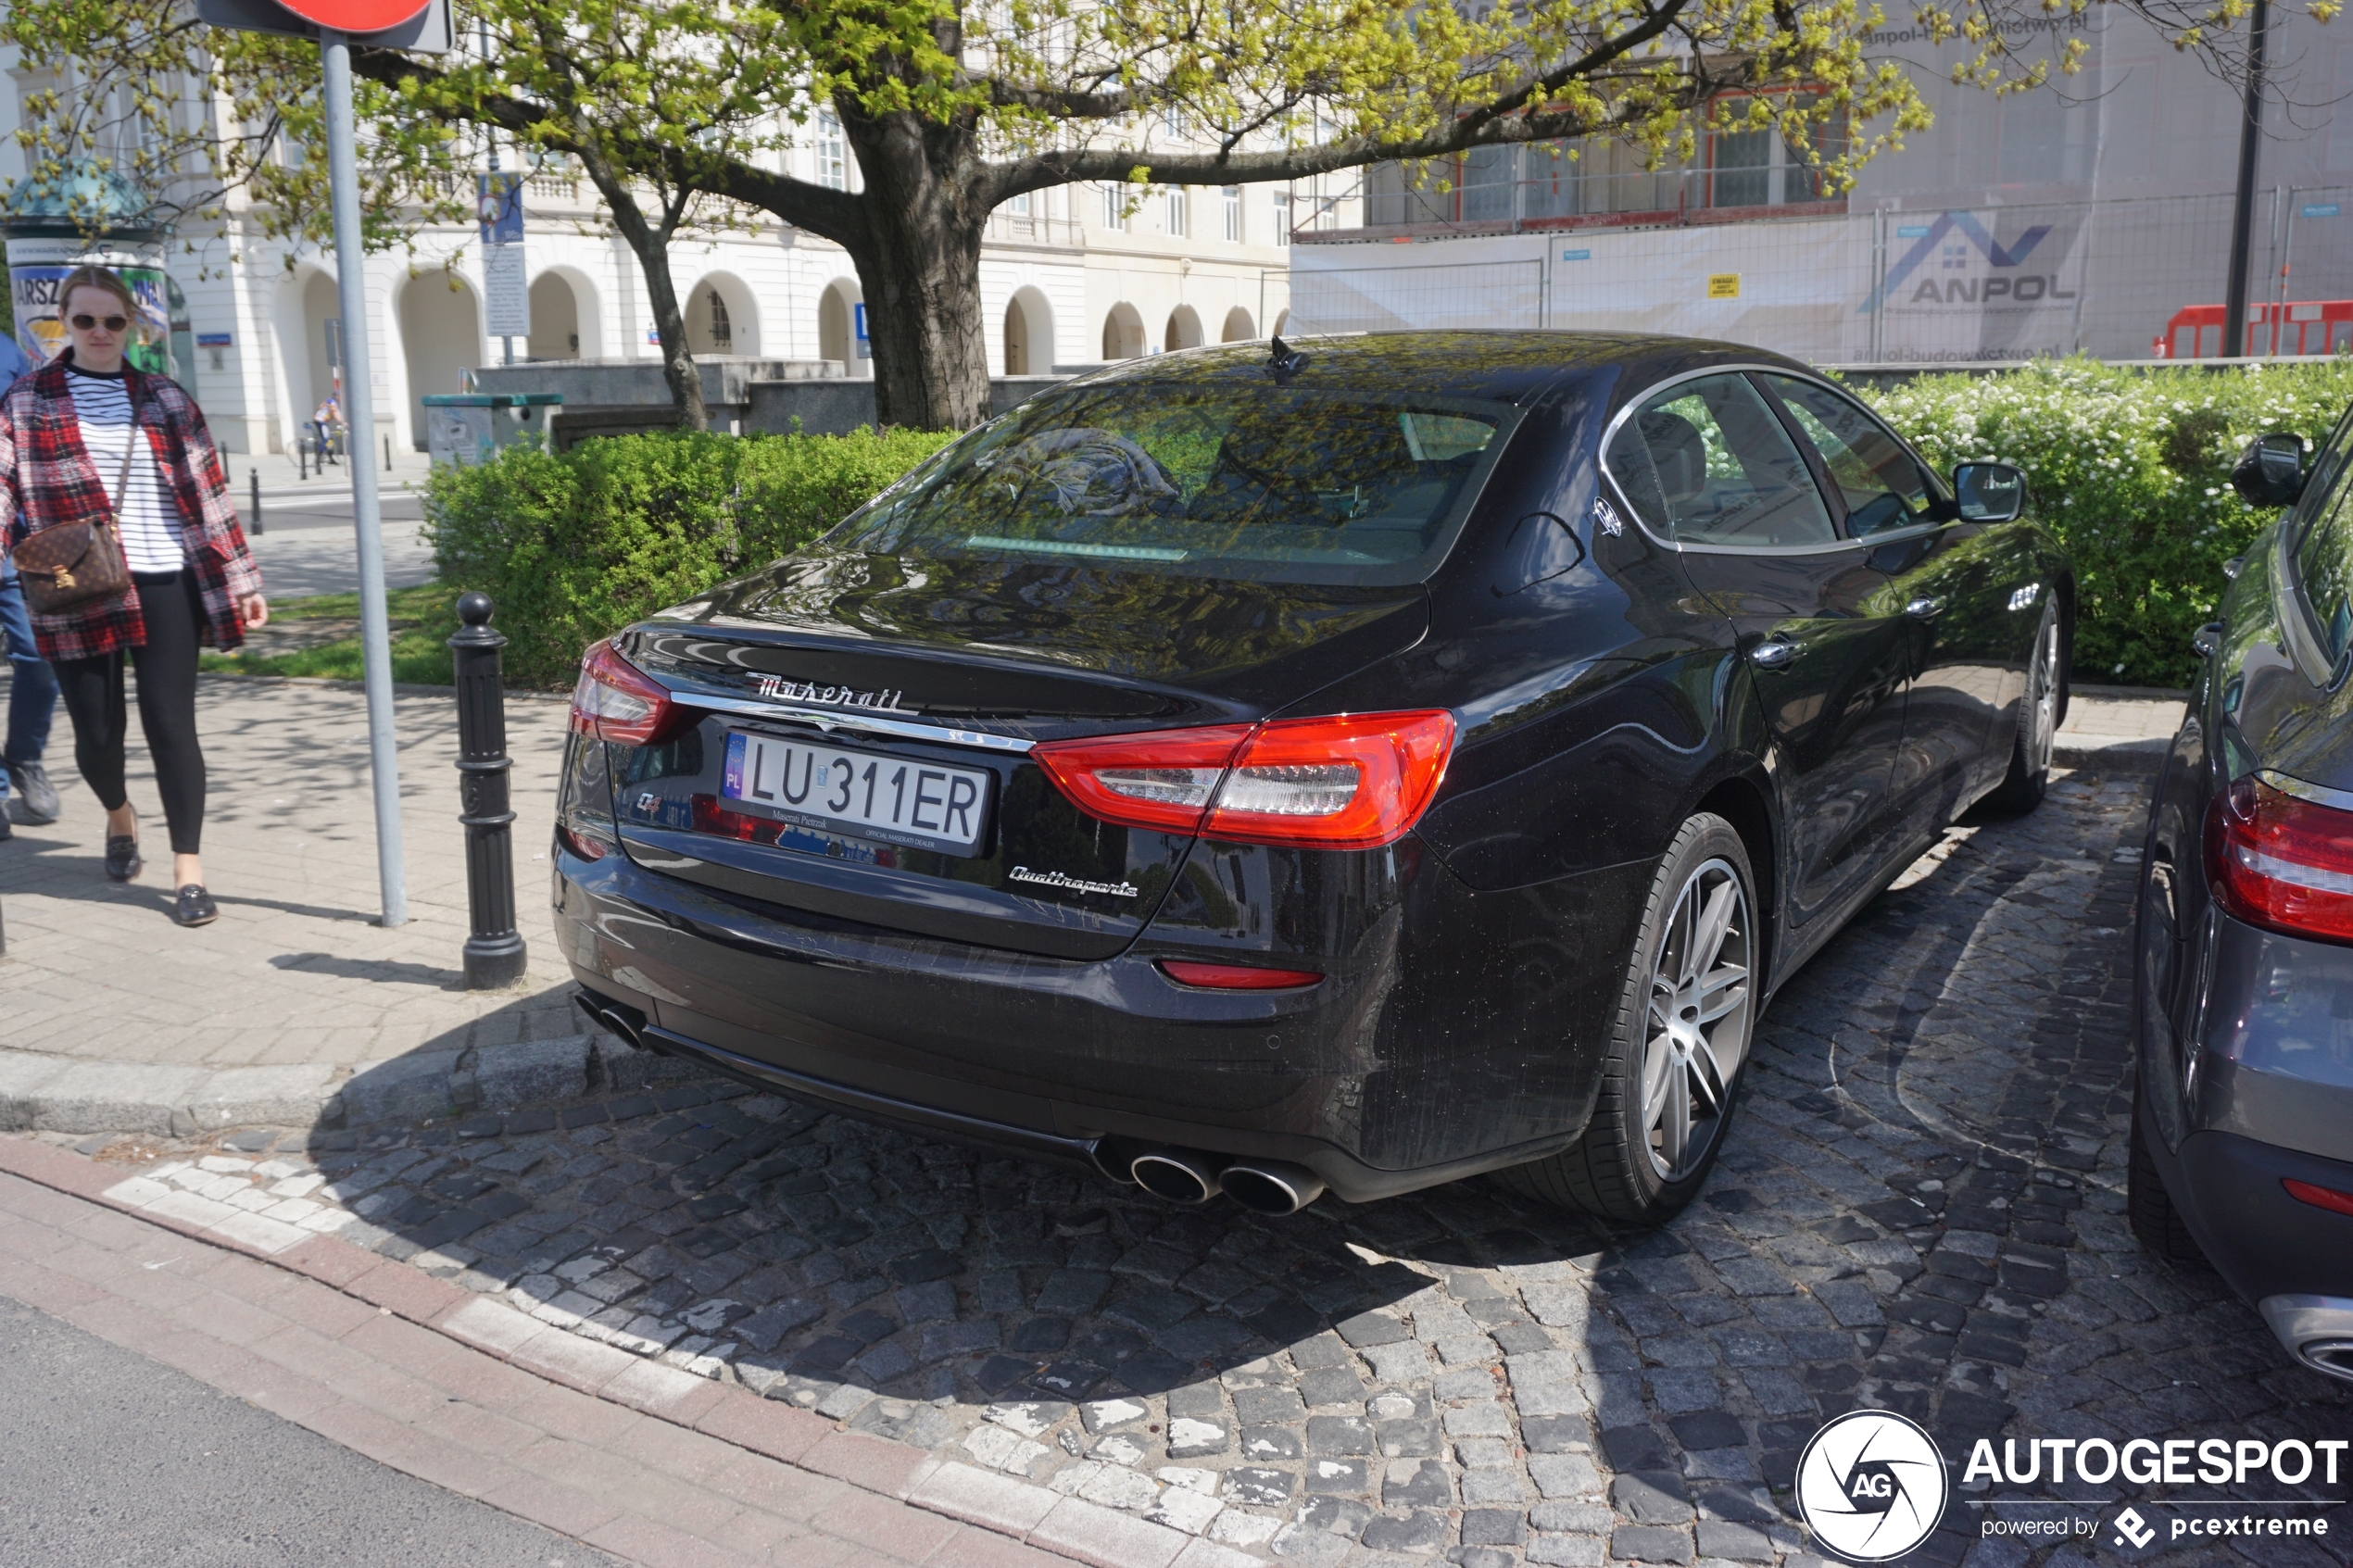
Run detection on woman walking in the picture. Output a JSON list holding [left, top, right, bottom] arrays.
[[0, 266, 266, 926]]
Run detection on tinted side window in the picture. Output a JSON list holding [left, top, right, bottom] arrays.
[[2295, 438, 2353, 670], [1763, 374, 1935, 537], [1606, 374, 1837, 547]]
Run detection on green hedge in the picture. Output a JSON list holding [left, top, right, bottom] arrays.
[[1855, 358, 2353, 688], [422, 427, 957, 688]]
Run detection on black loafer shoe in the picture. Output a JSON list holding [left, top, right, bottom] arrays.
[[173, 884, 218, 927], [105, 835, 142, 882]]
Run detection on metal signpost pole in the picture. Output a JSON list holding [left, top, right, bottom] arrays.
[[321, 31, 409, 926]]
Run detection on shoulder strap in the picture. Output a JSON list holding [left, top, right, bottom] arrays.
[[103, 375, 145, 532]]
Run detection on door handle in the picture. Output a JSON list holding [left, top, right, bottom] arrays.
[[1750, 635, 1801, 670], [1904, 596, 1948, 620]]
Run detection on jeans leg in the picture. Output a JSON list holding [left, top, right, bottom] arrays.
[[0, 568, 57, 771]]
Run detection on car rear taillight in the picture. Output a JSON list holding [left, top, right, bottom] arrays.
[[571, 640, 682, 746], [1031, 724, 1254, 834], [1158, 960, 1324, 990], [2284, 1178, 2353, 1218], [2207, 776, 2353, 945], [1034, 709, 1454, 849]]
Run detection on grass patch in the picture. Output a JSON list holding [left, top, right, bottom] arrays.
[[200, 582, 471, 686]]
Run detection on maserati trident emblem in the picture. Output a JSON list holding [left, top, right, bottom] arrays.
[[752, 674, 913, 713]]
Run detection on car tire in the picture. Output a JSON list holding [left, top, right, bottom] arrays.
[[2128, 1100, 2207, 1266], [1986, 606, 2062, 815], [1498, 812, 1759, 1226]]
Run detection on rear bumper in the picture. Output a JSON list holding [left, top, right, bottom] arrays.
[[552, 834, 1643, 1203], [2166, 1126, 2353, 1380]]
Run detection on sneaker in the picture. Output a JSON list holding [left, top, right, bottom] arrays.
[[173, 884, 219, 927], [105, 834, 141, 882], [5, 760, 59, 823]]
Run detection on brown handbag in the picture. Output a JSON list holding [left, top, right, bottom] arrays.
[[14, 382, 143, 614]]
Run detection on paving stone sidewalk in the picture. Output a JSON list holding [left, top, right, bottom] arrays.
[[0, 1142, 1227, 1568], [32, 761, 2348, 1567], [0, 672, 596, 1132]]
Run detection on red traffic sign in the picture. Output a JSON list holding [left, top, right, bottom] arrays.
[[271, 0, 428, 27], [195, 0, 451, 49]]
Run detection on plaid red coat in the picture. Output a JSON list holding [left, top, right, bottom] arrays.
[[0, 353, 264, 662]]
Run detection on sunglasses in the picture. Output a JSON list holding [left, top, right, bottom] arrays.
[[69, 314, 130, 332]]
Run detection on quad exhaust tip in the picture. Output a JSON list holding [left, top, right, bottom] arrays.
[[1130, 1149, 1226, 1205], [1219, 1160, 1327, 1216], [573, 988, 651, 1053], [1124, 1148, 1327, 1214]]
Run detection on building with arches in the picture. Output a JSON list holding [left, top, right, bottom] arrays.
[[0, 78, 1358, 454]]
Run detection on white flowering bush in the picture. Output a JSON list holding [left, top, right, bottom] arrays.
[[1855, 358, 2353, 688]]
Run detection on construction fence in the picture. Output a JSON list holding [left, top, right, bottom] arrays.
[[1288, 187, 2353, 366]]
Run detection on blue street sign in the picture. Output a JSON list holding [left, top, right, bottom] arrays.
[[1896, 224, 1931, 237], [478, 172, 525, 245], [2303, 203, 2342, 220], [1560, 249, 1591, 261]]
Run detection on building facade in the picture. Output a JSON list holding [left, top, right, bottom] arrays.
[[1293, 10, 2353, 364], [0, 69, 1351, 451]]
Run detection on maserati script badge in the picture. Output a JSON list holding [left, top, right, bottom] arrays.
[[753, 675, 914, 713]]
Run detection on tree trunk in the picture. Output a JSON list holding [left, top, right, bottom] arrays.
[[840, 114, 994, 432], [572, 144, 710, 430], [632, 233, 710, 433]]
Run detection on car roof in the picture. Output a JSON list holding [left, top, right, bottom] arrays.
[[1068, 330, 1819, 407]]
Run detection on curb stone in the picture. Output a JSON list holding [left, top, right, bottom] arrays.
[[0, 1135, 1261, 1568], [0, 1026, 716, 1137]]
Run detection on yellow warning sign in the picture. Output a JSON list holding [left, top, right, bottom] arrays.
[[1707, 273, 1742, 299]]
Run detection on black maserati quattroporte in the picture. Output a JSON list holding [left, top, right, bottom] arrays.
[[556, 332, 2072, 1225]]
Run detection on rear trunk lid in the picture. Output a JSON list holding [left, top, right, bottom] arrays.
[[602, 548, 1428, 959]]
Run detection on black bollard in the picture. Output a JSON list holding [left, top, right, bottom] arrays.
[[449, 593, 527, 987], [248, 468, 263, 535]]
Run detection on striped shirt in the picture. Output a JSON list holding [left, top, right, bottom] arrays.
[[67, 367, 185, 574]]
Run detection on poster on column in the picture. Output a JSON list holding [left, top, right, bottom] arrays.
[[483, 244, 531, 339], [1865, 209, 2090, 363], [6, 235, 174, 370]]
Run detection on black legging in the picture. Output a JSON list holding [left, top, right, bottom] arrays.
[[54, 571, 207, 857]]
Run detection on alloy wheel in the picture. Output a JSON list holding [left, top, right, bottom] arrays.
[[2028, 619, 2059, 774], [1641, 856, 1754, 1181]]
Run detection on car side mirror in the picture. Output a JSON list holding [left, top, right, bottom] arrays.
[[1952, 462, 2026, 523], [2231, 433, 2307, 508]]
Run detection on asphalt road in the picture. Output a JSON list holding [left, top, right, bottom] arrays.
[[0, 1294, 623, 1567]]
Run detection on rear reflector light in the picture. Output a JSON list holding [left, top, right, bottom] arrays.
[[1034, 709, 1454, 849], [2207, 777, 2353, 945], [572, 640, 683, 746], [1158, 960, 1324, 990], [555, 822, 609, 861], [2284, 1178, 2353, 1218]]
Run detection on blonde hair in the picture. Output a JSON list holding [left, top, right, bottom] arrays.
[[58, 265, 138, 320]]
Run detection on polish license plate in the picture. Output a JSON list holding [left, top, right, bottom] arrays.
[[721, 731, 991, 856]]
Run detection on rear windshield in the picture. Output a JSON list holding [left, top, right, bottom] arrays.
[[826, 382, 1521, 585]]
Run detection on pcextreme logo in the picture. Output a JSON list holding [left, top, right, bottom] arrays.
[[1795, 1410, 1951, 1562]]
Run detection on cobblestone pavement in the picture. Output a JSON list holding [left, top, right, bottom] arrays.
[[73, 770, 2353, 1567], [0, 674, 579, 1071]]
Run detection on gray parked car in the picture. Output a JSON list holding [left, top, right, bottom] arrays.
[[2130, 405, 2353, 1384]]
